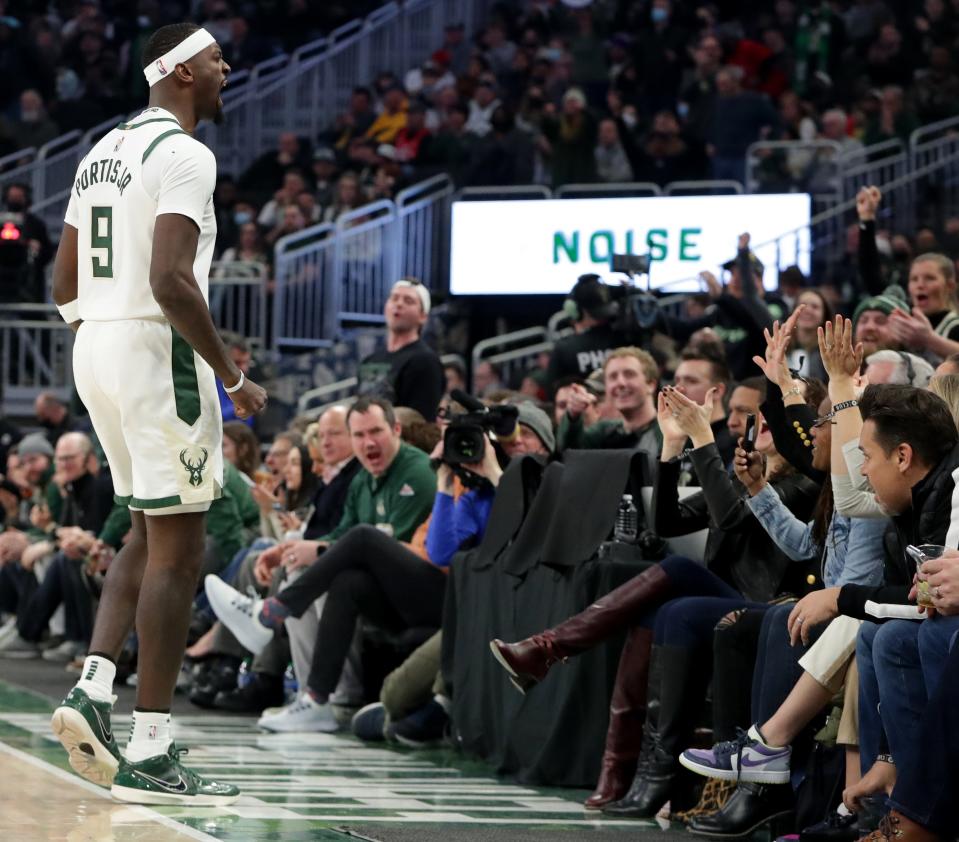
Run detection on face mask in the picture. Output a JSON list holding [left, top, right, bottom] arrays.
[[6, 199, 25, 212], [234, 211, 252, 225], [622, 111, 638, 129], [651, 7, 669, 23]]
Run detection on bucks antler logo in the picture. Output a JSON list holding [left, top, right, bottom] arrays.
[[179, 448, 209, 487]]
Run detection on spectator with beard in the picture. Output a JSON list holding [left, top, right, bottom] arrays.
[[357, 279, 445, 421]]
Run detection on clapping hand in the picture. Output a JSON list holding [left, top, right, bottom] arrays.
[[818, 316, 863, 381], [752, 306, 804, 391], [888, 307, 934, 350], [662, 385, 717, 448]]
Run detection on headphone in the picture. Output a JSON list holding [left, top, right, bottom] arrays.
[[563, 274, 612, 322], [896, 351, 916, 386]]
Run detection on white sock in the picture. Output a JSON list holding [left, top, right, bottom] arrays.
[[74, 655, 116, 704], [434, 693, 451, 713], [125, 710, 173, 762], [750, 723, 785, 749]]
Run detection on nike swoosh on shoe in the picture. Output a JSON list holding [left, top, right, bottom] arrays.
[[134, 771, 189, 793]]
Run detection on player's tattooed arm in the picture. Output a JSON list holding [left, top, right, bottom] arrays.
[[53, 224, 82, 333]]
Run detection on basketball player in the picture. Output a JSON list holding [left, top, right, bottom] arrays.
[[49, 23, 267, 805]]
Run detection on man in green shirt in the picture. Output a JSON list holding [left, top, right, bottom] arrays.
[[205, 396, 438, 731], [557, 346, 663, 473]]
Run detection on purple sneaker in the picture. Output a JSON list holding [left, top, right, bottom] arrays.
[[679, 725, 791, 784]]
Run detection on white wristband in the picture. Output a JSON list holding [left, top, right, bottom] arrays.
[[223, 372, 245, 394], [57, 299, 80, 323]]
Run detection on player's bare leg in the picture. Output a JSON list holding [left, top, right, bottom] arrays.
[[51, 511, 148, 786]]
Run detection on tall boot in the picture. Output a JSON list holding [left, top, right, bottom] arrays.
[[603, 644, 705, 819], [584, 625, 653, 810], [490, 564, 670, 692]]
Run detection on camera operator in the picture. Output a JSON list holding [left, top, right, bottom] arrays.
[[0, 183, 52, 304], [547, 275, 640, 387]]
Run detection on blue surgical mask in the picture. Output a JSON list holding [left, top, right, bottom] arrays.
[[651, 7, 669, 23], [234, 211, 252, 225]]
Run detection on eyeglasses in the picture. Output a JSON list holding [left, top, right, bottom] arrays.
[[54, 453, 84, 462], [811, 413, 836, 429]]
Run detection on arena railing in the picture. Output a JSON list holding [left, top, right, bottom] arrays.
[[0, 0, 492, 206], [555, 182, 663, 198], [0, 304, 74, 416], [209, 262, 269, 348]]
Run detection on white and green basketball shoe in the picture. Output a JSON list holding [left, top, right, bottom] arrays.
[[111, 744, 240, 806], [51, 687, 122, 787]]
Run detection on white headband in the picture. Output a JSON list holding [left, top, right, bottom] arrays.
[[392, 280, 431, 314], [143, 28, 216, 87]]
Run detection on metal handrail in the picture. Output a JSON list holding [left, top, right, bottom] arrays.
[[457, 185, 552, 200], [555, 182, 663, 198], [910, 114, 959, 148], [665, 180, 743, 195]]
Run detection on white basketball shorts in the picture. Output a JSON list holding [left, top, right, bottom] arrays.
[[73, 319, 223, 515]]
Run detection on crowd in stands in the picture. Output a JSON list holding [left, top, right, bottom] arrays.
[[7, 0, 959, 308], [7, 2, 959, 841], [7, 180, 959, 841]]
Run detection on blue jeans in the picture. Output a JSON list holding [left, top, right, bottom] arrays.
[[889, 621, 959, 835], [856, 616, 959, 775]]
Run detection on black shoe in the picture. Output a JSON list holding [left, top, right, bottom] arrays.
[[392, 700, 449, 748], [213, 673, 284, 713], [800, 811, 859, 842], [188, 656, 241, 709], [688, 782, 793, 838]]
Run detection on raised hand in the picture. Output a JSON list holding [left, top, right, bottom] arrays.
[[752, 306, 804, 390], [818, 316, 863, 380], [733, 443, 765, 495], [856, 185, 882, 221], [657, 389, 686, 444], [662, 385, 716, 448]]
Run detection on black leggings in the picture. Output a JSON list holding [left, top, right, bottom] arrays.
[[277, 524, 447, 699]]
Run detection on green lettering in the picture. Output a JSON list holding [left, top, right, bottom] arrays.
[[553, 231, 579, 264], [646, 229, 668, 261], [89, 162, 99, 183], [679, 228, 701, 261], [589, 230, 614, 264], [91, 206, 113, 279]]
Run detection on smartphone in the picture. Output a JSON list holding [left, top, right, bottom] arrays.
[[271, 502, 284, 512], [742, 413, 757, 452]]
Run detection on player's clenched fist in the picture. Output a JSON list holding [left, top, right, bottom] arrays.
[[230, 377, 268, 418]]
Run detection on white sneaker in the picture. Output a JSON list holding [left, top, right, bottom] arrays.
[[204, 575, 273, 655], [257, 693, 338, 733], [0, 617, 18, 648]]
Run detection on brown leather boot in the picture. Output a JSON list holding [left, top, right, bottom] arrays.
[[584, 625, 653, 810], [490, 564, 670, 693], [858, 811, 941, 842]]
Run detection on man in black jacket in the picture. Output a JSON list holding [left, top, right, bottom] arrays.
[[793, 385, 959, 841], [358, 278, 445, 421]]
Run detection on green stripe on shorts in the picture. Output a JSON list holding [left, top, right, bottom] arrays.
[[130, 494, 184, 509], [170, 328, 202, 426]]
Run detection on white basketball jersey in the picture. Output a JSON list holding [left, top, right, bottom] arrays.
[[65, 106, 217, 322]]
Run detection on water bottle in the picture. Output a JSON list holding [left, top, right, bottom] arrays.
[[283, 663, 298, 703], [614, 494, 639, 544], [236, 657, 253, 690]]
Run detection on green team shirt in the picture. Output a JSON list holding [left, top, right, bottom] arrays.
[[322, 442, 436, 543]]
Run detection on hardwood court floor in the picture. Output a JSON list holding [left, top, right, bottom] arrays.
[[0, 678, 685, 841]]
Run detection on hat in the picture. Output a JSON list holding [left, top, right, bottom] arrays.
[[563, 87, 587, 107], [16, 432, 54, 459], [376, 143, 398, 161], [431, 49, 451, 67], [852, 284, 909, 327], [313, 147, 336, 162], [515, 402, 556, 453], [585, 367, 606, 398], [392, 278, 431, 314], [721, 251, 765, 276]]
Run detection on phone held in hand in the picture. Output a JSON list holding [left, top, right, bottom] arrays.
[[742, 413, 757, 453]]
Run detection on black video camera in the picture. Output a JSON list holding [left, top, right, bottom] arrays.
[[443, 389, 519, 466]]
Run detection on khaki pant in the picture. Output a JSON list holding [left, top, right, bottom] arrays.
[[379, 630, 444, 720], [798, 615, 861, 746]]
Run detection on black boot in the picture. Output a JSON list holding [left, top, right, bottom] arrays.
[[602, 644, 704, 819], [688, 782, 794, 837]]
